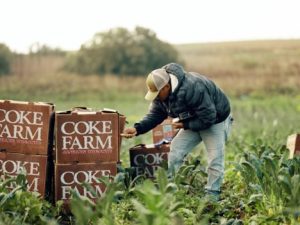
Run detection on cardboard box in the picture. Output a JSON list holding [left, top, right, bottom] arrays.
[[0, 100, 55, 155], [152, 118, 178, 144], [67, 107, 126, 162], [287, 133, 300, 158], [55, 162, 117, 205], [0, 152, 53, 198], [55, 110, 120, 163], [118, 114, 126, 162], [101, 108, 126, 162], [129, 144, 170, 178]]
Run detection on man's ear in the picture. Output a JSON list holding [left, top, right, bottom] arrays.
[[166, 83, 171, 90]]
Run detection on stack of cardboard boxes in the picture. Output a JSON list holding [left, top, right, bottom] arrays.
[[0, 100, 126, 207], [0, 100, 55, 198]]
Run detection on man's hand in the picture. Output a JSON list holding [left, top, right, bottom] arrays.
[[121, 127, 137, 138], [172, 122, 184, 129]]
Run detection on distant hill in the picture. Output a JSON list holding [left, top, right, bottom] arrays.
[[175, 39, 300, 95], [176, 39, 300, 70]]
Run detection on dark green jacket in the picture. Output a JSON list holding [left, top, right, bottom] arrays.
[[134, 63, 231, 135]]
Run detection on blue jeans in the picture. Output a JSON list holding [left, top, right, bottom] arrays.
[[168, 115, 233, 192]]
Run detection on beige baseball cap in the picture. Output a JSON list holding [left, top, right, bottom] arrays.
[[145, 69, 170, 101]]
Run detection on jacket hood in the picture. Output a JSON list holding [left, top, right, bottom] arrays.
[[162, 63, 185, 94]]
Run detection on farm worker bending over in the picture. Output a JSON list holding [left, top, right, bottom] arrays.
[[122, 63, 233, 201]]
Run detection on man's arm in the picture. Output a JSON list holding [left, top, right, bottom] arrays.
[[122, 101, 168, 138]]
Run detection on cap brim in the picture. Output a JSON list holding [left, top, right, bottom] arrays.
[[145, 90, 159, 101]]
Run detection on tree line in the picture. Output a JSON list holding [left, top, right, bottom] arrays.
[[0, 27, 183, 76]]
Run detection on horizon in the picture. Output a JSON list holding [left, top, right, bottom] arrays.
[[6, 38, 300, 54], [2, 37, 300, 55]]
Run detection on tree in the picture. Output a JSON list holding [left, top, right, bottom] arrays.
[[29, 42, 66, 56], [64, 27, 183, 75], [0, 43, 13, 75]]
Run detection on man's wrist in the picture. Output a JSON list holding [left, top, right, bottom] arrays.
[[183, 121, 189, 130], [133, 124, 141, 136]]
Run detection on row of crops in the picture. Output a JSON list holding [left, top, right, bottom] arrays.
[[0, 137, 299, 225]]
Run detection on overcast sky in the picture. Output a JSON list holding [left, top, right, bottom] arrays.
[[1, 0, 299, 53]]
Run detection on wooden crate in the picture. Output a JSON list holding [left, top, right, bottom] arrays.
[[0, 100, 55, 155], [152, 118, 178, 144], [287, 133, 300, 158], [129, 144, 170, 178], [55, 162, 117, 205], [55, 110, 120, 163], [0, 152, 53, 198]]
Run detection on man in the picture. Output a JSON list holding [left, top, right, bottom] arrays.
[[123, 63, 233, 201]]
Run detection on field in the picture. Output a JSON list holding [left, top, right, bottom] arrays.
[[0, 40, 299, 224]]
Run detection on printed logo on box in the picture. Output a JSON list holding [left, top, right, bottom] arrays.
[[132, 152, 169, 177], [60, 120, 113, 152], [0, 101, 54, 155], [130, 144, 170, 178], [55, 163, 117, 203], [0, 110, 44, 144], [0, 153, 49, 196], [56, 112, 119, 163]]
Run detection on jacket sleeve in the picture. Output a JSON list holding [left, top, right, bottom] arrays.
[[134, 101, 168, 135], [182, 85, 217, 131]]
